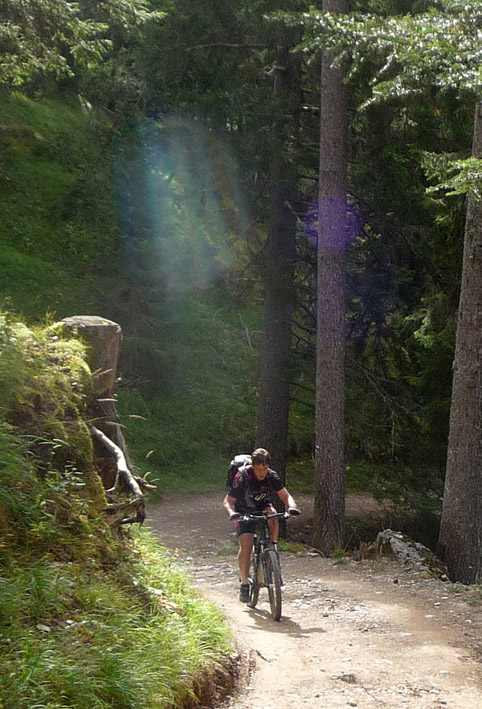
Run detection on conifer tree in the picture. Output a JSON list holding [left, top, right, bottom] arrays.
[[297, 0, 482, 572], [312, 0, 349, 553]]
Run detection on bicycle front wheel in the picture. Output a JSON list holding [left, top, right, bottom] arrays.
[[264, 548, 282, 621], [247, 552, 260, 608]]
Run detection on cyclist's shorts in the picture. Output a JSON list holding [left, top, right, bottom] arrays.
[[235, 518, 255, 536], [235, 512, 269, 537]]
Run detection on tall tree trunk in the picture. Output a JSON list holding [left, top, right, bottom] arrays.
[[437, 101, 482, 584], [256, 42, 300, 485], [312, 0, 349, 553], [256, 177, 296, 483]]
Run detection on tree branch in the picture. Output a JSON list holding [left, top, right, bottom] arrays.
[[186, 42, 267, 51], [90, 425, 143, 497]]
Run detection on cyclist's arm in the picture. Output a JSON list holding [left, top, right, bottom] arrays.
[[276, 487, 299, 512], [223, 493, 239, 519]]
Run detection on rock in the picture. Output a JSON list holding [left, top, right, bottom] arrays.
[[370, 529, 447, 578]]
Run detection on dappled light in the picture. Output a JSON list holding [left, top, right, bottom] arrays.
[[1, 0, 482, 705]]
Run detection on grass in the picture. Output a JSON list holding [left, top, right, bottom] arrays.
[[0, 315, 235, 708], [115, 289, 261, 497], [277, 539, 307, 554], [331, 548, 351, 563], [0, 530, 232, 709], [447, 582, 482, 605], [286, 458, 315, 494], [0, 91, 124, 323], [0, 92, 118, 262]]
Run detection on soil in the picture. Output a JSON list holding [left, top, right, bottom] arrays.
[[147, 492, 482, 708]]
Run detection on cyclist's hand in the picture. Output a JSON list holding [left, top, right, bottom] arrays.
[[230, 512, 242, 521], [288, 507, 301, 517]]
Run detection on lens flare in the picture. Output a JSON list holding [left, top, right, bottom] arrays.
[[115, 116, 250, 300]]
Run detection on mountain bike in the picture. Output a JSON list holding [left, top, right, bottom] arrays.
[[241, 511, 294, 621]]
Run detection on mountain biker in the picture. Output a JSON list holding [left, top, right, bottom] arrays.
[[222, 447, 301, 603]]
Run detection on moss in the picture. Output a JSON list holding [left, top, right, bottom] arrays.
[[0, 312, 109, 548]]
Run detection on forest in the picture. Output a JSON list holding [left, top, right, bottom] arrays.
[[0, 0, 481, 706]]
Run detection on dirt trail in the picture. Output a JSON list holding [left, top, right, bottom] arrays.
[[148, 492, 482, 708]]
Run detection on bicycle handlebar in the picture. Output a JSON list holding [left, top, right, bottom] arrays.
[[240, 510, 300, 522]]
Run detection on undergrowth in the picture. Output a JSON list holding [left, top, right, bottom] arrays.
[[0, 314, 234, 708], [0, 91, 124, 322], [0, 489, 233, 707], [116, 289, 260, 495], [0, 529, 231, 709]]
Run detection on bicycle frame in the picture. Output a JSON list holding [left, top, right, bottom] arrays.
[[242, 512, 288, 621]]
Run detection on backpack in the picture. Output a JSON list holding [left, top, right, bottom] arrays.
[[226, 454, 252, 490]]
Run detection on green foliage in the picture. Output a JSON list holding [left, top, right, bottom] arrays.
[[332, 548, 350, 562], [275, 0, 474, 508], [0, 314, 106, 558], [0, 93, 116, 261], [344, 283, 454, 511], [117, 289, 260, 494], [286, 457, 315, 493], [1, 0, 474, 527], [0, 0, 164, 88], [423, 153, 482, 200], [277, 538, 306, 553], [0, 86, 265, 495], [0, 91, 128, 319], [0, 245, 91, 320], [0, 314, 92, 447], [140, 0, 313, 213], [0, 530, 231, 709], [98, 116, 266, 490], [0, 0, 110, 87], [0, 424, 40, 550], [347, 460, 443, 514], [278, 0, 482, 205], [290, 0, 482, 95], [0, 315, 232, 706]]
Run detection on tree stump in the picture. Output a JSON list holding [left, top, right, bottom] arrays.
[[60, 316, 129, 476], [61, 315, 121, 397], [54, 316, 154, 532], [60, 316, 131, 486]]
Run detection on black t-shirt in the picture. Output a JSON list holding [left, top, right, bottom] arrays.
[[228, 465, 283, 513]]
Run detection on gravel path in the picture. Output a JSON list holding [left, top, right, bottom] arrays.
[[148, 492, 482, 708]]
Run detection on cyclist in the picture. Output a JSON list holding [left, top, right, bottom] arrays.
[[222, 447, 300, 603]]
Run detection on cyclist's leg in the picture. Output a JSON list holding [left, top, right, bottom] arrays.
[[264, 505, 279, 541], [237, 532, 254, 603], [237, 533, 254, 582]]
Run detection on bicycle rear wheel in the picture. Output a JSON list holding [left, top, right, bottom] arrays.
[[247, 552, 260, 608], [264, 548, 282, 621]]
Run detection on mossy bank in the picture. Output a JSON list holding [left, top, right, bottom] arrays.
[[0, 314, 236, 708]]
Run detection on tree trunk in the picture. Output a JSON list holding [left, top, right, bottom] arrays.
[[59, 316, 155, 532], [437, 101, 482, 584], [60, 316, 131, 486], [256, 43, 300, 485], [312, 0, 349, 553], [255, 179, 296, 483]]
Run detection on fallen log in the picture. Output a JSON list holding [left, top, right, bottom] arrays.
[[90, 425, 143, 497], [104, 498, 146, 528], [370, 529, 447, 579]]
